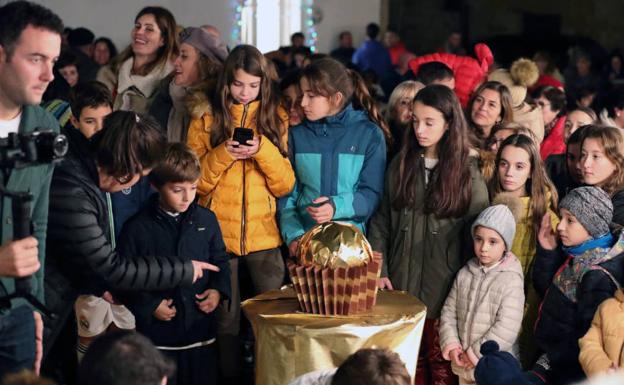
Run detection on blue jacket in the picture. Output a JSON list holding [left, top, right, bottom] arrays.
[[352, 40, 393, 80], [117, 195, 231, 347], [280, 104, 386, 245]]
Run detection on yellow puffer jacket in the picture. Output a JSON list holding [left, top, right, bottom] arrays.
[[579, 289, 624, 376], [187, 100, 295, 256]]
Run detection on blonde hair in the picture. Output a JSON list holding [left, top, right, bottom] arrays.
[[386, 80, 425, 122]]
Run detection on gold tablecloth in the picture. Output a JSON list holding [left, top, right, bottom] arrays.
[[242, 287, 426, 385]]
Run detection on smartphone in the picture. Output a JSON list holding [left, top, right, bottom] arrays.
[[233, 127, 254, 146]]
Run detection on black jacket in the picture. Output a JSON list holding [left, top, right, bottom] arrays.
[[117, 196, 230, 347], [46, 126, 194, 297], [532, 241, 624, 384]]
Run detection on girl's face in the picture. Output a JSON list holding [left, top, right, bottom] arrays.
[[59, 64, 78, 87], [489, 128, 514, 153], [564, 110, 593, 141], [300, 76, 336, 121], [566, 142, 583, 183], [557, 208, 592, 247], [536, 96, 559, 127], [581, 138, 617, 186], [473, 226, 506, 267], [471, 88, 502, 136], [173, 43, 200, 87], [283, 84, 303, 126], [131, 14, 164, 59], [229, 69, 261, 105], [498, 145, 531, 197], [412, 101, 448, 156], [94, 41, 111, 66], [394, 96, 413, 124]]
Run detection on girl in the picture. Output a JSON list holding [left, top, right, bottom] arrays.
[[580, 124, 624, 225], [489, 133, 559, 367], [466, 81, 514, 149], [440, 204, 525, 385], [564, 107, 596, 142], [186, 44, 295, 383], [368, 85, 489, 385], [279, 69, 304, 127], [96, 6, 178, 113], [149, 26, 224, 142], [386, 80, 425, 159], [481, 123, 535, 183], [546, 125, 590, 201], [279, 57, 388, 257]]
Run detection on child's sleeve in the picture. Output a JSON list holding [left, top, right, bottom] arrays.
[[279, 130, 306, 245], [579, 302, 614, 376], [331, 126, 386, 222], [439, 275, 462, 360], [465, 273, 525, 365], [206, 212, 231, 300], [367, 172, 392, 277], [532, 244, 566, 298], [253, 134, 295, 198]]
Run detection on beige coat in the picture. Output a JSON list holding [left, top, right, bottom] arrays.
[[579, 289, 624, 376], [440, 253, 525, 383]]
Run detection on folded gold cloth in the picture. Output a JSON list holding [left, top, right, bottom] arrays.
[[242, 287, 426, 385]]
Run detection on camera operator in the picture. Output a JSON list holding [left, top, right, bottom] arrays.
[[0, 0, 63, 376]]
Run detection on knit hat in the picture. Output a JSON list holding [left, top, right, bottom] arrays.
[[474, 341, 529, 385], [488, 58, 539, 107], [471, 204, 516, 251], [559, 186, 613, 238], [180, 27, 228, 63], [68, 27, 95, 47]]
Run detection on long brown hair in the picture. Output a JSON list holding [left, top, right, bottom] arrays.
[[300, 57, 392, 146], [581, 124, 624, 195], [489, 134, 558, 236], [466, 81, 514, 149], [392, 84, 472, 218], [115, 6, 179, 76], [209, 45, 286, 155]]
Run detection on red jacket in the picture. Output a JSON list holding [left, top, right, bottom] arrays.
[[540, 115, 566, 160], [388, 42, 407, 66], [408, 43, 494, 107]]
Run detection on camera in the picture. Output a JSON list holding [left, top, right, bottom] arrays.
[[0, 129, 68, 170]]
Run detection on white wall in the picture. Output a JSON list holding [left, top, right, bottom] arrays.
[[29, 0, 380, 54]]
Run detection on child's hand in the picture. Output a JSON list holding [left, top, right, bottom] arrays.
[[245, 136, 260, 157], [306, 197, 334, 224], [153, 299, 176, 321], [196, 289, 220, 314], [288, 240, 299, 257], [462, 350, 475, 369], [608, 362, 618, 373], [449, 348, 465, 367], [537, 212, 558, 250], [378, 277, 394, 290], [225, 140, 251, 160]]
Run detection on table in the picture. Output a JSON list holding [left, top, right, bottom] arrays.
[[242, 287, 426, 385]]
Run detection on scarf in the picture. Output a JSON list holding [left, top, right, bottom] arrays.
[[554, 233, 616, 302], [116, 58, 173, 113], [167, 80, 189, 142]]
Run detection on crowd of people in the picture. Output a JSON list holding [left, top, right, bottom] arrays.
[[1, 1, 624, 385]]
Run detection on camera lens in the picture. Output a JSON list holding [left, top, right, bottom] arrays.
[[53, 134, 68, 158]]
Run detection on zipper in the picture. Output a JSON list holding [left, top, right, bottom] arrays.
[[464, 269, 487, 349], [240, 103, 249, 256]]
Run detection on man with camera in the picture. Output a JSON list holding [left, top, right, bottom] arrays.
[[0, 0, 63, 376]]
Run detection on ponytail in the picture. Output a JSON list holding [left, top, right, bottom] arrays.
[[347, 69, 393, 147]]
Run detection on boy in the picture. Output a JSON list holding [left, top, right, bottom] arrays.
[[417, 61, 455, 90], [440, 204, 525, 384], [117, 143, 230, 385], [531, 186, 624, 385], [68, 80, 112, 139]]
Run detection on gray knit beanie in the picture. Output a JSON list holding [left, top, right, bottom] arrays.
[[180, 27, 228, 63], [559, 186, 613, 238], [471, 204, 517, 250]]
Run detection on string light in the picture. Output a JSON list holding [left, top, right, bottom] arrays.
[[230, 0, 250, 46], [304, 0, 317, 52]]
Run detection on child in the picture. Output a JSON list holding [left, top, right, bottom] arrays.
[[489, 133, 559, 367], [117, 143, 230, 385], [440, 204, 525, 385], [367, 85, 489, 385], [579, 288, 624, 377], [68, 81, 113, 139], [186, 44, 295, 383], [532, 186, 624, 385], [280, 57, 388, 257], [56, 51, 79, 87], [417, 61, 455, 90]]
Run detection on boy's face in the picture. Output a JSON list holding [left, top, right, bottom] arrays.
[[58, 64, 78, 87], [70, 104, 112, 139], [158, 180, 197, 214], [431, 76, 455, 90], [473, 226, 506, 267], [557, 208, 592, 247]]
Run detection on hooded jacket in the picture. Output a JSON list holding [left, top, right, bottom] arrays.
[[279, 104, 386, 245], [440, 253, 525, 383], [187, 100, 294, 256]]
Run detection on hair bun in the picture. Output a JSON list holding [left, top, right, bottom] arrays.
[[480, 340, 500, 355], [510, 58, 539, 87]]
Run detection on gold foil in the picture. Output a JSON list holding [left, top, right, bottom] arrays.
[[242, 288, 426, 385], [298, 222, 373, 269]]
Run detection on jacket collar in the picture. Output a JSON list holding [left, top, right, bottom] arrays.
[[231, 100, 260, 128], [303, 104, 362, 134]]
